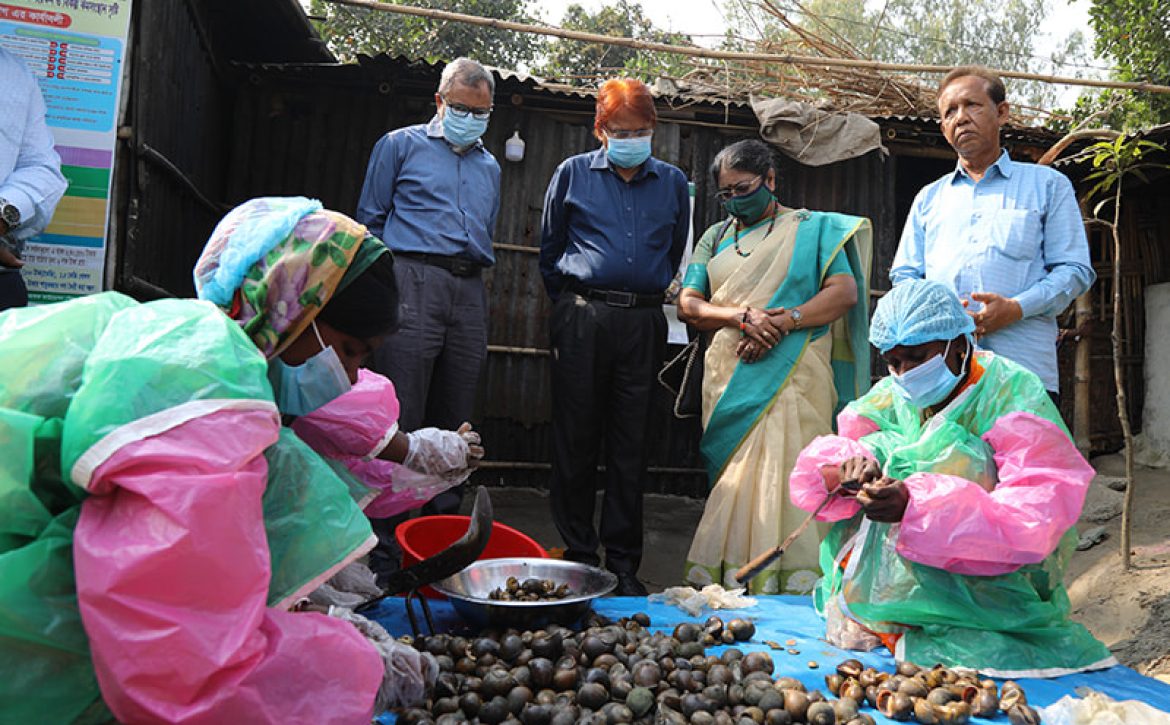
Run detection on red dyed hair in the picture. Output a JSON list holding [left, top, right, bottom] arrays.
[[594, 78, 657, 141]]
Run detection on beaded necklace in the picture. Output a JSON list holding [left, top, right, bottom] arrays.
[[731, 203, 780, 258]]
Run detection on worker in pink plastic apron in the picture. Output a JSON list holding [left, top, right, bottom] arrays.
[[0, 197, 480, 723]]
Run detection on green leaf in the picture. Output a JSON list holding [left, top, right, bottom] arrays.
[[311, 244, 329, 267], [328, 245, 348, 267], [331, 231, 358, 250], [1086, 178, 1115, 202], [298, 282, 324, 307]]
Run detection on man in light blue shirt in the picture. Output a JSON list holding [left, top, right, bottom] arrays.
[[891, 66, 1094, 399], [355, 58, 500, 578], [0, 47, 67, 310]]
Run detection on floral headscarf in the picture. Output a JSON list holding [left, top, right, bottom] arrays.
[[194, 197, 367, 359]]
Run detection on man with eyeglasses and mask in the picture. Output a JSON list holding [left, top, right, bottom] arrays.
[[356, 57, 500, 579], [539, 78, 691, 596]]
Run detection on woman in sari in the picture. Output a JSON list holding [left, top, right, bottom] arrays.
[[678, 140, 871, 593]]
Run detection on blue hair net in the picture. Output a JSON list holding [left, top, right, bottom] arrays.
[[194, 196, 322, 305], [869, 279, 976, 352]]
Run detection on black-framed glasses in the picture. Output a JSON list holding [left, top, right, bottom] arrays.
[[442, 96, 493, 121], [604, 127, 654, 140], [714, 175, 763, 202]]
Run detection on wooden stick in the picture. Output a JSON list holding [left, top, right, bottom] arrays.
[[321, 0, 1170, 94], [734, 493, 834, 585]]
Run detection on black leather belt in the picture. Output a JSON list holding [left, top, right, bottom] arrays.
[[569, 283, 663, 308], [398, 252, 483, 278]]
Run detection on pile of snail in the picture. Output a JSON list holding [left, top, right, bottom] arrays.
[[398, 612, 1039, 725], [489, 577, 574, 602], [825, 658, 1041, 725]]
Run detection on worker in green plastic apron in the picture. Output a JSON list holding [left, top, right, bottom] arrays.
[[789, 279, 1114, 678]]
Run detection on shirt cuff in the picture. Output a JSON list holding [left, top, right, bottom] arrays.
[[0, 186, 35, 230], [1012, 286, 1047, 319]]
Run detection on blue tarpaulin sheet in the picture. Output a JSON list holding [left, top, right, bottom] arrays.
[[369, 595, 1170, 723]]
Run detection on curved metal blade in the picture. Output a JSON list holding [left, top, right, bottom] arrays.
[[356, 486, 494, 611]]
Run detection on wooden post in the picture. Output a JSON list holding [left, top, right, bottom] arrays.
[[1074, 292, 1092, 456]]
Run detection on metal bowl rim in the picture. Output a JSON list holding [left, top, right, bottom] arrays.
[[431, 557, 617, 606]]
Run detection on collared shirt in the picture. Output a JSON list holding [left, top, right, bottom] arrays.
[[0, 47, 67, 254], [539, 148, 690, 299], [356, 116, 500, 266], [891, 149, 1095, 391]]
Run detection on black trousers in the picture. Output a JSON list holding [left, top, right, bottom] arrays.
[[366, 258, 488, 582], [548, 292, 666, 575], [0, 271, 27, 312]]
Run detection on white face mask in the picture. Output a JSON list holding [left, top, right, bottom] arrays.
[[268, 320, 352, 416], [890, 337, 969, 409]]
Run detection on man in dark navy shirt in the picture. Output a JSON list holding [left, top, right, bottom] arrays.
[[356, 57, 500, 580], [540, 78, 691, 596]]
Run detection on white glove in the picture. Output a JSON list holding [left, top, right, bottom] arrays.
[[403, 427, 470, 476], [328, 606, 439, 710], [308, 562, 383, 610]]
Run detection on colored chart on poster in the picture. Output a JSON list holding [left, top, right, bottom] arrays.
[[0, 0, 131, 303]]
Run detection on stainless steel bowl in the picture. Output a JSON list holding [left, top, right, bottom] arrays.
[[432, 558, 617, 629]]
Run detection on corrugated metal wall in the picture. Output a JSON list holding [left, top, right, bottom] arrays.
[[120, 0, 233, 298]]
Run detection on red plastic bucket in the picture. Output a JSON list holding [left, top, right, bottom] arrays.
[[396, 515, 548, 598]]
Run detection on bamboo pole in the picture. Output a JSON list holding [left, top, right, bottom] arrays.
[[1037, 132, 1114, 456], [322, 0, 1170, 95], [1110, 193, 1135, 570]]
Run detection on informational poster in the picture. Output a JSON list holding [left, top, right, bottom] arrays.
[[0, 0, 131, 302]]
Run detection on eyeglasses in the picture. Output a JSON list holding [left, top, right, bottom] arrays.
[[605, 128, 654, 140], [442, 96, 493, 121], [714, 175, 763, 202]]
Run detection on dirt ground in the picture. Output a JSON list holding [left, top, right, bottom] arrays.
[[1068, 453, 1170, 682]]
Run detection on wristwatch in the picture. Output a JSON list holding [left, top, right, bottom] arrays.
[[0, 198, 19, 231], [790, 307, 803, 330]]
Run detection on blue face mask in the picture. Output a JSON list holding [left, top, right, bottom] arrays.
[[442, 109, 488, 147], [268, 320, 352, 416], [890, 337, 968, 409], [606, 135, 652, 168]]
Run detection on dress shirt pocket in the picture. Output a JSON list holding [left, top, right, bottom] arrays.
[[984, 209, 1042, 261]]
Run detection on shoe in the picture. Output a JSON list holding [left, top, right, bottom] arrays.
[[612, 572, 648, 597]]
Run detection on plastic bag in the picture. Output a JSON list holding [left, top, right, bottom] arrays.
[[823, 597, 882, 652], [648, 585, 757, 616], [1040, 691, 1170, 725]]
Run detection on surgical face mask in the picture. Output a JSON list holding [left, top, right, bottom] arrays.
[[268, 320, 352, 416], [890, 337, 968, 409], [605, 135, 653, 168], [722, 182, 774, 224], [442, 108, 488, 147]]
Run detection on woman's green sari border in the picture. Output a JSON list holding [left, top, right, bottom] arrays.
[[700, 212, 870, 484]]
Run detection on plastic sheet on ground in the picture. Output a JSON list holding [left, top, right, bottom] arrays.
[[367, 594, 1170, 724]]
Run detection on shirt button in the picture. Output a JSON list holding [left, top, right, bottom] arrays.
[[626, 232, 632, 237], [627, 257, 633, 262]]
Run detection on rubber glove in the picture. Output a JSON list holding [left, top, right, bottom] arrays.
[[457, 422, 485, 467], [403, 427, 470, 476], [327, 606, 439, 710]]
